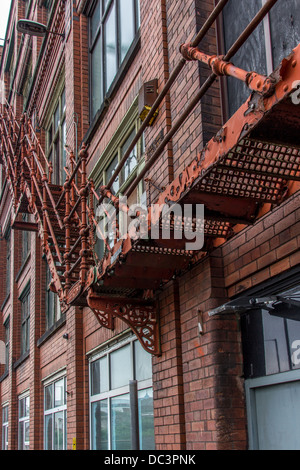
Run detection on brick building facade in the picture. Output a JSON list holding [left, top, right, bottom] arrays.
[[0, 0, 300, 451]]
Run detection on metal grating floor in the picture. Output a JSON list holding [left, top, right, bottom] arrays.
[[194, 139, 300, 203]]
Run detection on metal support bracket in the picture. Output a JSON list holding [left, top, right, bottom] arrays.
[[209, 295, 300, 321], [87, 289, 161, 356]]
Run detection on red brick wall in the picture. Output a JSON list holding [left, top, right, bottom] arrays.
[[153, 251, 247, 450], [1, 0, 300, 453], [222, 192, 300, 298]]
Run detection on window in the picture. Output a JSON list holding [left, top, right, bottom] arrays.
[[89, 336, 155, 450], [93, 117, 146, 258], [2, 405, 8, 450], [89, 0, 140, 119], [46, 88, 66, 185], [5, 231, 11, 297], [45, 262, 61, 330], [20, 286, 30, 356], [44, 375, 67, 450], [241, 286, 300, 379], [21, 214, 31, 265], [4, 319, 9, 373], [222, 0, 300, 117], [22, 52, 32, 109], [18, 394, 30, 450]]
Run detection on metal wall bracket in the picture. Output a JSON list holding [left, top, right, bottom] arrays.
[[87, 289, 161, 356]]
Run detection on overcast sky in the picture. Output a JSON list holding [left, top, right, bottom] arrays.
[[0, 0, 12, 43]]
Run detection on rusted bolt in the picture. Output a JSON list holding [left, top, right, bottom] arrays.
[[283, 84, 289, 92], [292, 60, 297, 68]]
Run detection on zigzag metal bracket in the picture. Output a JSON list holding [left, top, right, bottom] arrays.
[[87, 289, 161, 356]]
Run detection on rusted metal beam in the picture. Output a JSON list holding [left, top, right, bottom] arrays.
[[125, 0, 280, 199], [152, 44, 300, 224], [179, 45, 276, 96]]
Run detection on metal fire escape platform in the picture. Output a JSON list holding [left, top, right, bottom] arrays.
[[82, 43, 300, 355], [1, 0, 300, 355]]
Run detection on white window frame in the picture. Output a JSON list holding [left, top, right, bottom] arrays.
[[45, 84, 66, 186], [88, 0, 141, 120], [88, 334, 154, 450], [43, 370, 67, 450], [18, 392, 30, 450], [90, 103, 146, 258], [2, 404, 9, 450]]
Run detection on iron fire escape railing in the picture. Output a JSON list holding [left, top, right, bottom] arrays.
[[1, 0, 300, 355]]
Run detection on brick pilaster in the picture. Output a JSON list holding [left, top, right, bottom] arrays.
[[153, 281, 186, 450]]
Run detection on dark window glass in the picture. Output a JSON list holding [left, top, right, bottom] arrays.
[[21, 289, 30, 355], [89, 0, 140, 119], [269, 0, 300, 68], [222, 0, 267, 117]]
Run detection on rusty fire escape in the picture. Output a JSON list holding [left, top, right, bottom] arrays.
[[1, 0, 300, 355]]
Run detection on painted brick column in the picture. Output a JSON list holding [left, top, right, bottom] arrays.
[[153, 280, 186, 450]]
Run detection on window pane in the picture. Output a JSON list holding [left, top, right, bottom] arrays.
[[134, 340, 152, 381], [91, 360, 100, 395], [24, 421, 30, 449], [138, 388, 155, 450], [54, 104, 60, 131], [91, 400, 108, 450], [56, 296, 61, 322], [269, 0, 300, 68], [110, 344, 131, 389], [94, 190, 105, 258], [19, 398, 24, 418], [45, 384, 53, 410], [61, 119, 66, 181], [45, 414, 53, 450], [136, 0, 140, 29], [111, 394, 131, 450], [25, 396, 30, 417], [105, 3, 117, 92], [91, 0, 101, 44], [91, 36, 103, 118], [91, 357, 108, 395], [121, 129, 137, 183], [61, 88, 66, 114], [48, 124, 53, 144], [3, 406, 8, 423], [119, 0, 135, 61], [18, 420, 24, 450], [106, 155, 119, 195], [54, 138, 60, 183], [54, 411, 64, 450], [223, 0, 267, 117], [55, 379, 65, 407], [19, 396, 30, 418]]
